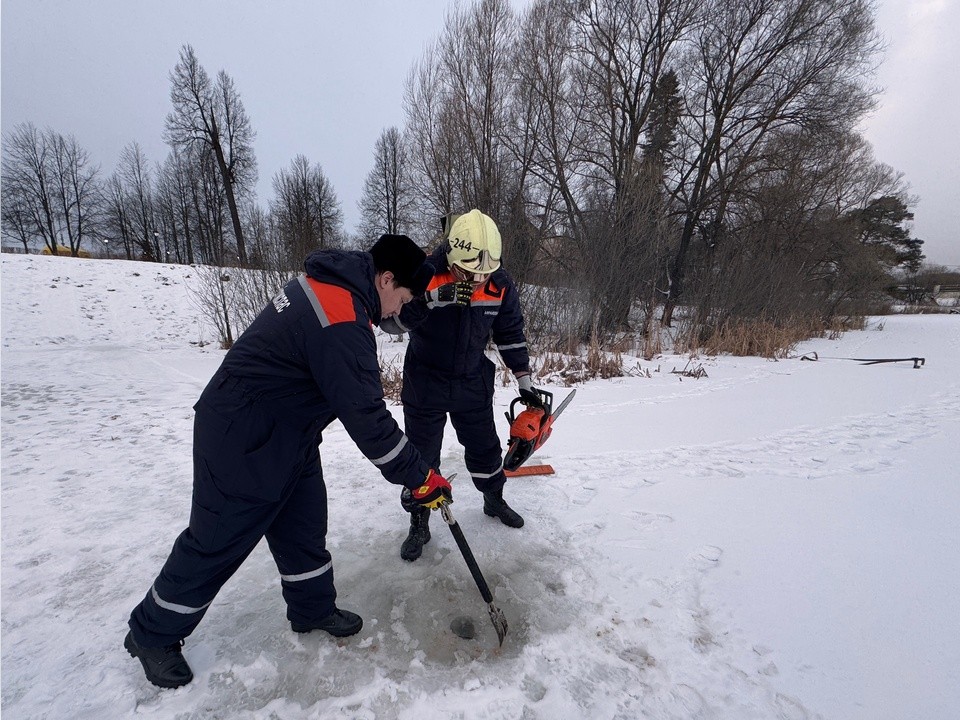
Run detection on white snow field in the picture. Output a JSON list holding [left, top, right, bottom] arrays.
[[2, 253, 958, 720]]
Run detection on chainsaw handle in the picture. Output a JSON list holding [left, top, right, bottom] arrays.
[[504, 395, 525, 424], [505, 388, 553, 424], [525, 387, 553, 411]]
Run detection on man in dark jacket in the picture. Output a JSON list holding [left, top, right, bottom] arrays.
[[381, 210, 537, 561], [124, 235, 453, 689]]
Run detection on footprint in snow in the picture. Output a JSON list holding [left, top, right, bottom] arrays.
[[570, 479, 597, 506], [775, 692, 811, 720], [626, 510, 674, 529], [669, 683, 706, 715], [692, 545, 723, 569]]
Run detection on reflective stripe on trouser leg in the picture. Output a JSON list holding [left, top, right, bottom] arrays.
[[274, 559, 336, 626], [128, 520, 263, 648], [128, 419, 294, 649], [151, 584, 213, 615], [280, 561, 332, 583], [266, 453, 338, 626], [469, 463, 505, 486], [450, 404, 506, 493]]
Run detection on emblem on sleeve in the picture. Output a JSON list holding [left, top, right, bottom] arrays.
[[272, 289, 291, 313]]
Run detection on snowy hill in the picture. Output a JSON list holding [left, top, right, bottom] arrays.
[[2, 253, 959, 719]]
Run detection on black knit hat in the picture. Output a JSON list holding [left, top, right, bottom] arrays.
[[369, 234, 433, 296]]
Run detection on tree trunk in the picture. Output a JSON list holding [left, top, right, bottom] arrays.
[[209, 118, 247, 266]]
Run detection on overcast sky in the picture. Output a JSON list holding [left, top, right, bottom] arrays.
[[2, 0, 958, 266]]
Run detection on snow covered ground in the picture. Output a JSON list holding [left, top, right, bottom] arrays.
[[2, 253, 958, 720]]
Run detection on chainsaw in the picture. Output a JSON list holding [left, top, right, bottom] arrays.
[[503, 387, 576, 471]]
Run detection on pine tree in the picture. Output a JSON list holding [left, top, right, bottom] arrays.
[[849, 195, 923, 272]]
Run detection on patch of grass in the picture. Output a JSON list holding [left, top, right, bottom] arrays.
[[528, 333, 625, 385], [380, 354, 404, 404], [689, 315, 866, 359]]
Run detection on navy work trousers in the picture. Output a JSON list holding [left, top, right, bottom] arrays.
[[401, 356, 506, 495], [128, 391, 336, 648]]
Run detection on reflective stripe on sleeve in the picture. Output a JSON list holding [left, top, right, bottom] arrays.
[[496, 342, 527, 351], [151, 585, 212, 615], [280, 561, 333, 583], [298, 275, 331, 327], [370, 435, 409, 466]]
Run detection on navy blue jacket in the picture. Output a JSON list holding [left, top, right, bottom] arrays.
[[383, 247, 529, 378], [205, 249, 429, 489]]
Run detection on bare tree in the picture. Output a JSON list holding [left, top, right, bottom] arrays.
[[48, 132, 101, 257], [404, 0, 520, 229], [155, 150, 197, 265], [391, 0, 904, 352], [404, 51, 459, 238], [2, 123, 102, 257], [661, 0, 882, 325], [103, 173, 136, 259], [510, 0, 694, 332], [165, 44, 257, 265], [114, 143, 159, 260], [2, 123, 61, 254], [190, 263, 237, 348], [271, 155, 343, 269], [686, 121, 918, 332], [185, 143, 232, 265], [358, 127, 415, 238], [190, 213, 292, 350], [511, 0, 582, 277], [572, 0, 694, 330], [244, 205, 285, 277], [441, 0, 516, 212], [1, 182, 35, 253]]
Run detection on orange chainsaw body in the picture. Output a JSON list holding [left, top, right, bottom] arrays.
[[504, 389, 554, 471]]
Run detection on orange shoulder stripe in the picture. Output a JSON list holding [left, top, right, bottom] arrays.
[[426, 270, 456, 291], [300, 276, 357, 326]]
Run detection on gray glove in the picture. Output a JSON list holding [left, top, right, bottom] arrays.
[[517, 374, 534, 394], [516, 373, 544, 407]]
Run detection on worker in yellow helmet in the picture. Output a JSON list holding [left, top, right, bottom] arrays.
[[381, 210, 538, 561]]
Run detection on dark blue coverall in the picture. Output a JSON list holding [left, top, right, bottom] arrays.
[[128, 250, 430, 648], [383, 246, 530, 493]]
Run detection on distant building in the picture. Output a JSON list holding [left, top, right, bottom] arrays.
[[933, 284, 960, 300]]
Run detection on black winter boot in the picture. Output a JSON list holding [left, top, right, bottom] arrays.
[[400, 507, 431, 561], [124, 630, 193, 689], [291, 607, 363, 637], [483, 488, 524, 528]]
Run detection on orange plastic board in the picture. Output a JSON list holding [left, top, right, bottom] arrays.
[[504, 464, 555, 477]]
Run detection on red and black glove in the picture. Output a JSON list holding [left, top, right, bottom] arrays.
[[408, 469, 452, 510]]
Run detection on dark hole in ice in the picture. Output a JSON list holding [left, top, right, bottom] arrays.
[[450, 616, 476, 639]]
